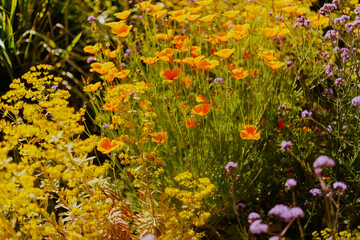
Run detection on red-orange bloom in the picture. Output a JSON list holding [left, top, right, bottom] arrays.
[[160, 67, 182, 82], [240, 124, 261, 140], [156, 48, 176, 62], [191, 103, 211, 117], [90, 62, 115, 75], [114, 10, 131, 20], [97, 137, 120, 154], [214, 48, 235, 59], [266, 61, 285, 71], [196, 59, 219, 71], [103, 100, 119, 111], [230, 67, 251, 80], [151, 132, 167, 144], [84, 82, 101, 92], [140, 56, 159, 65], [106, 21, 132, 38], [186, 118, 196, 128]]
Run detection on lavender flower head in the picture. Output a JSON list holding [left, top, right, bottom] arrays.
[[333, 182, 347, 195], [285, 178, 297, 189], [248, 212, 261, 223], [225, 161, 238, 172], [87, 16, 96, 23], [249, 220, 269, 234], [301, 110, 312, 118], [313, 155, 335, 169], [237, 203, 246, 210], [269, 204, 292, 222], [140, 235, 156, 240], [281, 141, 292, 152], [352, 96, 360, 106], [310, 188, 322, 197], [269, 237, 280, 240], [290, 207, 305, 218]]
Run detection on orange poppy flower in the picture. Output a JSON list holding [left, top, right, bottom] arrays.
[[266, 61, 285, 71], [103, 100, 119, 111], [243, 49, 248, 59], [140, 56, 159, 65], [214, 48, 235, 59], [190, 46, 201, 57], [310, 15, 329, 27], [169, 10, 188, 23], [229, 24, 250, 40], [136, 1, 151, 11], [156, 48, 176, 62], [148, 4, 163, 13], [186, 6, 202, 14], [192, 103, 211, 117], [172, 36, 189, 50], [199, 14, 217, 23], [182, 56, 205, 66], [215, 32, 232, 42], [160, 67, 182, 83], [90, 62, 115, 75], [196, 0, 213, 7], [102, 48, 119, 58], [281, 6, 297, 14], [187, 14, 201, 22], [223, 10, 240, 19], [240, 124, 260, 140], [294, 7, 308, 17], [97, 137, 120, 154], [196, 59, 219, 71], [274, 0, 293, 8], [258, 50, 280, 62], [151, 132, 167, 144], [230, 67, 251, 80], [84, 82, 101, 92], [183, 76, 192, 89], [156, 29, 174, 41], [151, 9, 167, 19], [196, 95, 210, 104], [106, 21, 132, 38], [186, 118, 196, 128], [83, 43, 102, 54], [204, 37, 220, 45], [114, 10, 131, 20], [114, 70, 130, 79]]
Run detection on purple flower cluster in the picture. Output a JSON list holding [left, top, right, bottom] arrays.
[[281, 141, 292, 152], [319, 3, 337, 16], [225, 161, 238, 172], [87, 16, 96, 23], [294, 16, 312, 28], [301, 110, 312, 118], [340, 48, 350, 61], [325, 62, 335, 76], [249, 220, 269, 234], [333, 182, 347, 195], [248, 212, 261, 223], [310, 188, 322, 197], [237, 203, 246, 210], [269, 204, 305, 222], [334, 77, 344, 86], [284, 178, 297, 189], [214, 78, 224, 84], [324, 30, 338, 41], [313, 155, 335, 169], [334, 15, 350, 24], [352, 96, 360, 106]]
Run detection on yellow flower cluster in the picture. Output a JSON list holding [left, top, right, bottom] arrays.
[[0, 66, 133, 239], [312, 227, 360, 240], [160, 172, 215, 239]]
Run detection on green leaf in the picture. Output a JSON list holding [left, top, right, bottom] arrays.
[[9, 0, 17, 23], [60, 32, 82, 59]]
